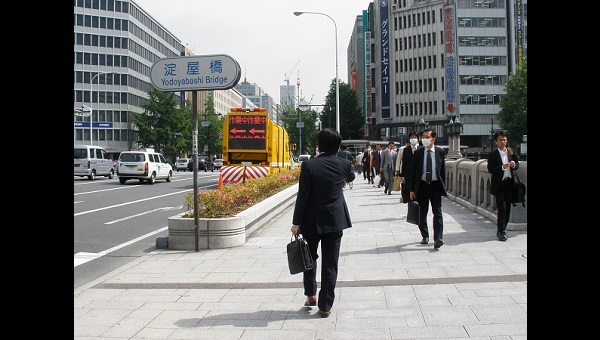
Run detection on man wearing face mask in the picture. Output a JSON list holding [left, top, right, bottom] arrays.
[[409, 128, 447, 249], [397, 131, 421, 204]]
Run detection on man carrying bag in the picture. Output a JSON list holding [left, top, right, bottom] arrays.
[[290, 128, 354, 318]]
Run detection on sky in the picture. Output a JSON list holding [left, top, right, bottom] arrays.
[[134, 0, 373, 108]]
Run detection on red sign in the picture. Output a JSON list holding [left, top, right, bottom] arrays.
[[227, 115, 267, 150]]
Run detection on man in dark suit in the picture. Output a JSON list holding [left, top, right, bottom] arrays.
[[291, 128, 355, 318], [487, 130, 520, 241], [409, 128, 447, 249], [371, 144, 382, 187], [361, 147, 372, 183]]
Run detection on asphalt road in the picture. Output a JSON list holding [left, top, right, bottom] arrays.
[[74, 168, 220, 289]]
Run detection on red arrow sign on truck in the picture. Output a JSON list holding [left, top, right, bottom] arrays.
[[230, 128, 246, 134], [249, 128, 265, 135]]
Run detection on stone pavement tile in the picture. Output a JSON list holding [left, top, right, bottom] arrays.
[[389, 325, 469, 339]]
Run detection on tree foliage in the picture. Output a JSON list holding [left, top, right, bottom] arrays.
[[498, 58, 527, 147], [198, 96, 224, 158], [134, 87, 224, 162], [320, 79, 363, 140], [134, 86, 191, 162]]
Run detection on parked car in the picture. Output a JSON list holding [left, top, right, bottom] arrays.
[[212, 158, 223, 170], [175, 158, 191, 171], [117, 149, 173, 184], [188, 156, 214, 172]]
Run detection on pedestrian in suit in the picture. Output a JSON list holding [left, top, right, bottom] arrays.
[[487, 130, 520, 241], [409, 128, 447, 249], [310, 145, 319, 159], [370, 144, 383, 187], [397, 132, 421, 204], [379, 141, 396, 195], [291, 128, 355, 318], [361, 147, 371, 182]]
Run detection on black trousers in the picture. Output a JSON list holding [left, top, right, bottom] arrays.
[[362, 163, 371, 181], [494, 178, 514, 233], [416, 180, 444, 241], [303, 230, 343, 313]]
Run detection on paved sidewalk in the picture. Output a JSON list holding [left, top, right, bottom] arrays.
[[74, 178, 527, 339]]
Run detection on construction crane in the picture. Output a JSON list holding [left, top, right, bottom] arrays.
[[284, 59, 301, 85]]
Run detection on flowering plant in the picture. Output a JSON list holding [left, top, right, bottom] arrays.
[[183, 168, 300, 218]]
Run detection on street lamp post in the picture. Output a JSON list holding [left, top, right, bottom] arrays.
[[444, 115, 464, 159], [414, 115, 429, 135], [293, 11, 339, 133], [90, 71, 116, 145]]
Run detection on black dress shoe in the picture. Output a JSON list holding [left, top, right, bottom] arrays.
[[388, 192, 391, 195], [434, 239, 443, 249], [420, 237, 429, 244], [318, 310, 331, 318], [497, 232, 507, 241]]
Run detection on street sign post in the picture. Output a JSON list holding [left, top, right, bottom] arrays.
[[149, 54, 241, 252]]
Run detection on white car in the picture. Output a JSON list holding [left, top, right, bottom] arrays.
[[117, 149, 173, 184], [212, 158, 223, 170], [175, 158, 191, 171], [298, 154, 311, 165]]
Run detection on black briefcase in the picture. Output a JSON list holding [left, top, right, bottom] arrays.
[[287, 234, 314, 275], [407, 201, 420, 225]]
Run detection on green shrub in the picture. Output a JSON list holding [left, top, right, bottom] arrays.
[[183, 168, 300, 218]]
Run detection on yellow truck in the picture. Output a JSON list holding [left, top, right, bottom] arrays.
[[221, 108, 296, 184]]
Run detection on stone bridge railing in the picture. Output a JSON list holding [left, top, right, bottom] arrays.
[[445, 158, 527, 231]]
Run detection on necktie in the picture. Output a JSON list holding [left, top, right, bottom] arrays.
[[426, 150, 433, 182]]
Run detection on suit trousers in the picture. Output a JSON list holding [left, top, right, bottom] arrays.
[[303, 230, 343, 313], [493, 178, 514, 233], [362, 163, 371, 181], [382, 166, 394, 192], [416, 180, 444, 241]]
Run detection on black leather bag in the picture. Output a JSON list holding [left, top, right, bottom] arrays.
[[407, 201, 420, 225], [511, 170, 526, 207], [287, 234, 314, 275]]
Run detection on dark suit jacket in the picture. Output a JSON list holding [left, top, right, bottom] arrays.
[[400, 145, 421, 178], [371, 150, 381, 168], [487, 147, 520, 195], [408, 146, 447, 197], [292, 153, 355, 235]]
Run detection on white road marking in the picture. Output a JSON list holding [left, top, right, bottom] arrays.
[[73, 189, 192, 216], [74, 227, 168, 267], [104, 206, 182, 224]]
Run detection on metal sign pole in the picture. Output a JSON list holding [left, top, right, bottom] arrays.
[[192, 91, 200, 252]]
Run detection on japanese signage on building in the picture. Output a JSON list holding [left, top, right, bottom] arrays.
[[379, 1, 391, 119], [364, 17, 372, 126], [515, 0, 524, 71], [443, 4, 458, 116]]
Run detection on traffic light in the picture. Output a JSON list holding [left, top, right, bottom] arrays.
[[483, 143, 487, 149]]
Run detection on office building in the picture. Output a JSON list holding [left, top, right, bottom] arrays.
[[74, 0, 259, 158], [351, 0, 527, 152]]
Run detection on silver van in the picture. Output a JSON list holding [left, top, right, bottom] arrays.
[[74, 145, 115, 180]]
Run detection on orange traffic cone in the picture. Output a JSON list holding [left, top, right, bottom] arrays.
[[218, 173, 223, 189]]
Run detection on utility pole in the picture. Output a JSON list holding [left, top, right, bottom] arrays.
[[489, 117, 495, 151]]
